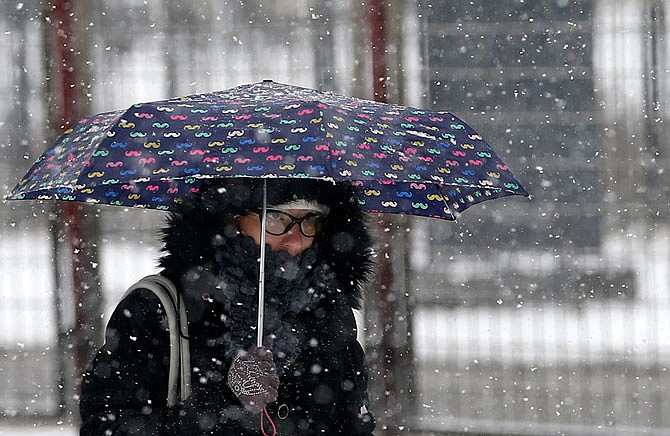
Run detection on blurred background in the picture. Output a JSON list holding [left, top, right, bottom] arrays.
[[1, 0, 669, 435]]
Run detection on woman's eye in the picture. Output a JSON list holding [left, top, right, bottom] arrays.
[[266, 211, 284, 221], [306, 215, 326, 227]]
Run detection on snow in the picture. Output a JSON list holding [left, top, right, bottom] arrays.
[[4, 225, 670, 362], [0, 229, 162, 347], [3, 222, 670, 435], [0, 425, 75, 436], [415, 301, 670, 365]]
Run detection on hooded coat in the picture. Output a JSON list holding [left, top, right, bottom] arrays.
[[79, 178, 376, 435]]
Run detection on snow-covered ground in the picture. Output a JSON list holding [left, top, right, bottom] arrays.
[[0, 424, 75, 436]]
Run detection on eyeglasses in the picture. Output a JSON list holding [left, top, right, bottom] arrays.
[[255, 209, 327, 237]]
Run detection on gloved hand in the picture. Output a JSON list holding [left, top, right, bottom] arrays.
[[227, 338, 279, 414]]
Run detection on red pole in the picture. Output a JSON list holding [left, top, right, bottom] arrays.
[[51, 0, 87, 345], [51, 0, 77, 130], [367, 0, 388, 103], [366, 1, 400, 434], [49, 0, 99, 422], [51, 0, 84, 290]]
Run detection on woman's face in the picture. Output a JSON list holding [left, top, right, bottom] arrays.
[[237, 209, 322, 256]]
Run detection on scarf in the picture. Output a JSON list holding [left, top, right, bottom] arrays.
[[212, 235, 334, 375]]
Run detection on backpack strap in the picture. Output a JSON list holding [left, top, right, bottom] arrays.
[[123, 275, 191, 406]]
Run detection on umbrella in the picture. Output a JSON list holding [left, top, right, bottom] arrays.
[[7, 80, 529, 346], [8, 80, 528, 220]]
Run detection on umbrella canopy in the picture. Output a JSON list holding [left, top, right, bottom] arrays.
[[7, 80, 527, 219]]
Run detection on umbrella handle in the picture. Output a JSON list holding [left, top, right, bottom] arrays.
[[257, 178, 268, 348]]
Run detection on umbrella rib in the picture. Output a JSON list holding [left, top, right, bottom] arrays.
[[434, 184, 457, 221]]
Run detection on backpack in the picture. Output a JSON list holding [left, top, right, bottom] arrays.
[[123, 275, 191, 406]]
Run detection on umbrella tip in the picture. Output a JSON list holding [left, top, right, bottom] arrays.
[[262, 79, 274, 83]]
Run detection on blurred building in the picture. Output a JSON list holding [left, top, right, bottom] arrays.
[[416, 0, 610, 306], [411, 1, 670, 435]]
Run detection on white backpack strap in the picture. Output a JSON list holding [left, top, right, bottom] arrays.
[[123, 275, 191, 406]]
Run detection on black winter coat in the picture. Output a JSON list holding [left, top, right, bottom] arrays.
[[80, 179, 376, 435]]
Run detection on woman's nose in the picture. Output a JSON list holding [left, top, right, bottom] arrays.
[[281, 228, 310, 256]]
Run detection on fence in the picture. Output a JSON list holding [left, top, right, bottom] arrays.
[[408, 216, 670, 435]]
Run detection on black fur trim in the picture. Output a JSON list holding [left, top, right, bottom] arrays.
[[159, 178, 374, 309]]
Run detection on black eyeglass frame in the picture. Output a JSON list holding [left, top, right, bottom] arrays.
[[252, 208, 327, 237]]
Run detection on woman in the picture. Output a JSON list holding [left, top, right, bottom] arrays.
[[79, 177, 376, 435]]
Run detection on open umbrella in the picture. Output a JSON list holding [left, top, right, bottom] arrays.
[[8, 80, 527, 218], [7, 80, 529, 345]]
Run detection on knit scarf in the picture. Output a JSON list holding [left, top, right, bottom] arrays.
[[212, 235, 334, 376]]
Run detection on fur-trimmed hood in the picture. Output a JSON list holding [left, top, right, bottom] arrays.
[[159, 177, 374, 309]]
